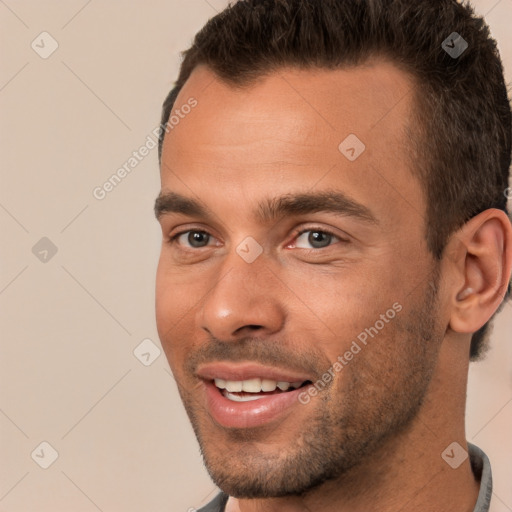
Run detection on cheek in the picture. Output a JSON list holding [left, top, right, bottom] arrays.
[[155, 263, 174, 337], [155, 255, 204, 323], [280, 264, 400, 355], [155, 262, 197, 365], [155, 257, 221, 370]]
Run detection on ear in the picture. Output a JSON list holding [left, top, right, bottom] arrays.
[[447, 208, 512, 334]]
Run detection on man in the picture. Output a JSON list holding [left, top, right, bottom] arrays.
[[154, 0, 512, 510]]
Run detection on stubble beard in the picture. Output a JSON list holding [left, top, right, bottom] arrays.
[[177, 275, 443, 499]]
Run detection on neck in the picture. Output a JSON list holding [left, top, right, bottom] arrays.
[[228, 335, 480, 512]]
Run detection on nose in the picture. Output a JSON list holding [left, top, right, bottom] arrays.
[[197, 253, 286, 341]]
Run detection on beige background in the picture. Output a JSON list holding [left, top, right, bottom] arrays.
[[0, 1, 511, 511]]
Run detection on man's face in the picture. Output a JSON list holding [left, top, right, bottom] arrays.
[[156, 63, 447, 498]]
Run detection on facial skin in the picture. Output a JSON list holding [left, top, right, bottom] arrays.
[[155, 62, 512, 511]]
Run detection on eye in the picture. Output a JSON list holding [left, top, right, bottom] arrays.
[[293, 229, 341, 249], [172, 230, 213, 248]]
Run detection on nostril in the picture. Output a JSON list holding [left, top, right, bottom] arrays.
[[234, 325, 263, 334]]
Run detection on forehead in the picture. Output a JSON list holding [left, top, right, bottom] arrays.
[[160, 62, 425, 230]]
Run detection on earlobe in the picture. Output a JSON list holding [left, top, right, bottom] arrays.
[[448, 209, 512, 334]]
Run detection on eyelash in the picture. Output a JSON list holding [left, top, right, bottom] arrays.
[[291, 227, 343, 247], [169, 230, 213, 247], [168, 227, 345, 249]]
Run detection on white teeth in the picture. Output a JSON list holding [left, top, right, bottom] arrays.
[[214, 378, 226, 389], [224, 391, 265, 402], [242, 378, 262, 393], [261, 379, 277, 392], [214, 378, 305, 394], [225, 380, 243, 392]]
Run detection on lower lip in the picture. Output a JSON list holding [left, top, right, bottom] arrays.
[[203, 381, 307, 429]]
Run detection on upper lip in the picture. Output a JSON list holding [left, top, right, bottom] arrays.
[[196, 362, 314, 383]]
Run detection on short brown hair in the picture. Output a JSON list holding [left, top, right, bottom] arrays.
[[158, 0, 512, 359]]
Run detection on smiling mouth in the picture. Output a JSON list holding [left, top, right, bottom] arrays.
[[214, 377, 312, 402]]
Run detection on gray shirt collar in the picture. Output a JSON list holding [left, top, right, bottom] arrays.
[[468, 443, 492, 512]]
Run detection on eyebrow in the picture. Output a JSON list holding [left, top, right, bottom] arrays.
[[154, 190, 378, 225], [154, 191, 208, 219]]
